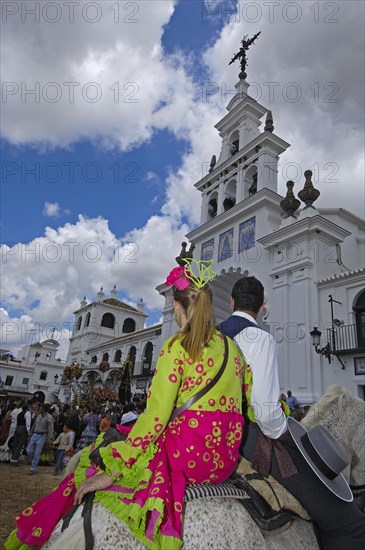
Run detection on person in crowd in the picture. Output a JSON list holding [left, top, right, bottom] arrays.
[[0, 401, 5, 425], [0, 403, 23, 462], [26, 404, 54, 475], [78, 408, 86, 434], [54, 403, 70, 437], [120, 403, 139, 426], [9, 402, 23, 442], [109, 406, 119, 427], [286, 389, 299, 409], [99, 411, 111, 432], [10, 403, 31, 465], [53, 425, 71, 476], [0, 405, 12, 446], [75, 406, 99, 451], [6, 259, 246, 550], [218, 276, 365, 550], [65, 409, 80, 449], [29, 402, 39, 428], [53, 398, 63, 415]]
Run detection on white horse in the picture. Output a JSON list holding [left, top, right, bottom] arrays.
[[44, 386, 365, 550]]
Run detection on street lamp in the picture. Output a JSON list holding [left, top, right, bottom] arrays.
[[310, 327, 331, 361], [310, 326, 345, 369]]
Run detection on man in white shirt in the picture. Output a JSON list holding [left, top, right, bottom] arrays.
[[219, 276, 365, 550]]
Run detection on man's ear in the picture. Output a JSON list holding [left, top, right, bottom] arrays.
[[258, 303, 265, 315], [230, 296, 235, 312]]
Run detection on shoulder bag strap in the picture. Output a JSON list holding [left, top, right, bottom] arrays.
[[170, 335, 229, 422]]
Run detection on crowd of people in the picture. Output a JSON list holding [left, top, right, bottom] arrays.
[[0, 394, 147, 475]]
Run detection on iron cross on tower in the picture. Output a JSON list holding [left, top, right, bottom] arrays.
[[229, 32, 261, 79]]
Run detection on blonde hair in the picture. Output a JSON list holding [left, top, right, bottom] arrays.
[[169, 283, 215, 361]]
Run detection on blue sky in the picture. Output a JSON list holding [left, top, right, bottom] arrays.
[[1, 0, 364, 358], [1, 130, 189, 244], [1, 0, 223, 245]]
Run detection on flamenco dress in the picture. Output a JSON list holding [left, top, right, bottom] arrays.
[[6, 332, 245, 550]]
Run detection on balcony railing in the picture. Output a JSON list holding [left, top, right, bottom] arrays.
[[326, 323, 365, 353]]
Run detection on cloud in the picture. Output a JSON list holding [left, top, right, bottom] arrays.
[[145, 171, 158, 181], [43, 201, 60, 217], [1, 0, 190, 150], [0, 214, 188, 357]]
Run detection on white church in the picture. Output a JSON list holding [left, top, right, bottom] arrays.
[[1, 72, 364, 404]]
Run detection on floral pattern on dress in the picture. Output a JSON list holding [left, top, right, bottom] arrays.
[[7, 331, 247, 550]]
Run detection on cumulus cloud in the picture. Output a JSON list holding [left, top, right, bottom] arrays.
[[0, 214, 188, 357], [43, 201, 60, 217], [1, 0, 190, 150]]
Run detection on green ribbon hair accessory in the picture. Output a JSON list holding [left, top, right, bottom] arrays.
[[182, 258, 217, 289]]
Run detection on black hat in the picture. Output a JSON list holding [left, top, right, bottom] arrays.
[[287, 417, 353, 502], [33, 391, 45, 403]]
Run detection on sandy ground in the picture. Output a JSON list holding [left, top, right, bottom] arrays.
[[0, 460, 61, 547]]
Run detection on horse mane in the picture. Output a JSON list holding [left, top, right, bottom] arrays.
[[301, 385, 349, 428]]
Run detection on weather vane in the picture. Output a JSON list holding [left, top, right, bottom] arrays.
[[229, 32, 261, 79]]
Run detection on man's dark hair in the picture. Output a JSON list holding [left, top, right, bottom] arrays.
[[231, 276, 264, 313]]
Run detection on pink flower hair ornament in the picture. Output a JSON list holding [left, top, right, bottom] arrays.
[[165, 259, 217, 290], [165, 266, 190, 290]]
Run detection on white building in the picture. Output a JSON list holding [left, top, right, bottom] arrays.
[[65, 286, 162, 396], [0, 339, 66, 402]]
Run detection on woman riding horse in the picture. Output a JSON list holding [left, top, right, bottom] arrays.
[[6, 259, 246, 550]]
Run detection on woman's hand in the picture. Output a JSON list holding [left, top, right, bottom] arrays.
[[74, 472, 115, 505]]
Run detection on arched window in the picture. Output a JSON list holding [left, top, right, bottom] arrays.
[[127, 346, 137, 374], [91, 355, 98, 364], [207, 191, 218, 220], [353, 291, 365, 349], [114, 349, 122, 363], [102, 352, 109, 362], [123, 318, 136, 333], [223, 179, 237, 211], [244, 166, 258, 199], [76, 316, 82, 331], [84, 312, 91, 327], [229, 130, 239, 156], [101, 313, 115, 329], [142, 342, 154, 373]]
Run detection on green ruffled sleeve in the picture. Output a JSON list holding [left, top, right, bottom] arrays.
[[99, 338, 182, 480]]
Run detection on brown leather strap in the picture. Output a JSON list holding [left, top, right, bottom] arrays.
[[170, 335, 229, 422]]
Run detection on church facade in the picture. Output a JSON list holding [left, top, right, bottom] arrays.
[[157, 78, 365, 403]]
